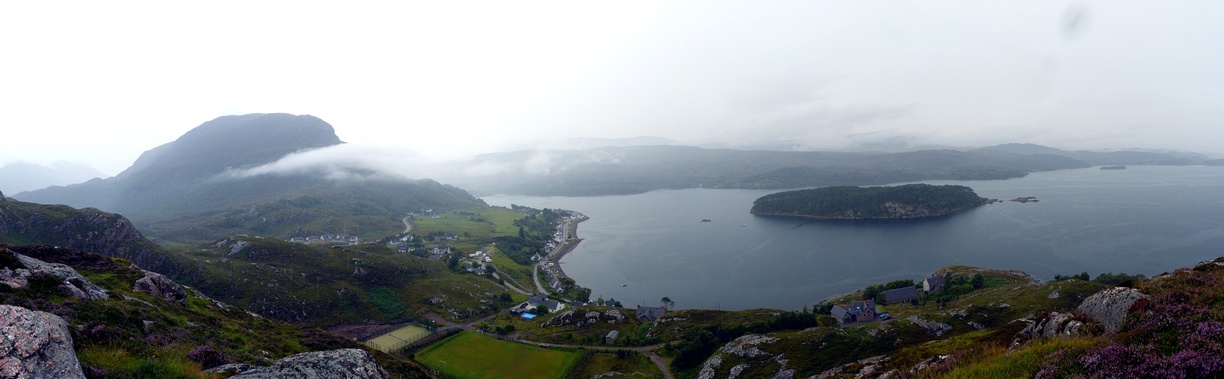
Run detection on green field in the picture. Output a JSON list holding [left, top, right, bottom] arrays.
[[416, 331, 585, 379], [365, 324, 431, 353], [410, 207, 523, 239]]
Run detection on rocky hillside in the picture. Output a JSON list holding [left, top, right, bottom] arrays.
[[675, 259, 1224, 378], [0, 244, 425, 378], [0, 195, 181, 277]]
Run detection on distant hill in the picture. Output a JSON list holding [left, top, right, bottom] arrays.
[[440, 143, 1213, 196], [438, 145, 1092, 196], [15, 114, 485, 243], [0, 161, 107, 194], [973, 143, 1200, 166]]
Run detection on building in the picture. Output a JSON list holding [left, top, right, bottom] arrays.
[[923, 275, 947, 293], [830, 299, 876, 324], [605, 330, 620, 344], [880, 286, 920, 304], [636, 305, 666, 322], [520, 293, 566, 313]]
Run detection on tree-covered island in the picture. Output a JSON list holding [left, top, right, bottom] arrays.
[[750, 184, 991, 219]]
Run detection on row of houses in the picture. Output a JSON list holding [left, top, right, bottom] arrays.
[[830, 274, 948, 325], [288, 234, 360, 245]]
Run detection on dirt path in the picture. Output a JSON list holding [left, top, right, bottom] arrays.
[[402, 217, 412, 233]]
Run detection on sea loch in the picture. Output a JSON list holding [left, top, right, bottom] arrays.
[[483, 166, 1224, 311]]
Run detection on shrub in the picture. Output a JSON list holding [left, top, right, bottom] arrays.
[[187, 345, 226, 369]]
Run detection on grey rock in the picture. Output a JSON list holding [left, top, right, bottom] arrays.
[[0, 305, 86, 379], [225, 349, 387, 379], [11, 253, 108, 300], [906, 316, 952, 337], [1076, 287, 1146, 333], [0, 190, 5, 201], [1013, 311, 1086, 347], [204, 363, 257, 376], [133, 268, 188, 305]]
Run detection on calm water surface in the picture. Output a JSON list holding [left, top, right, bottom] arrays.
[[482, 166, 1224, 311]]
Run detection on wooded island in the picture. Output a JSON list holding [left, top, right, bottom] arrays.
[[750, 184, 991, 220]]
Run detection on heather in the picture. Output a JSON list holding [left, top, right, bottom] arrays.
[[1035, 258, 1224, 378]]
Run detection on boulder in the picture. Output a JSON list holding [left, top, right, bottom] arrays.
[[0, 305, 86, 379], [1076, 287, 1146, 333], [133, 268, 188, 305], [1016, 312, 1083, 342], [216, 349, 387, 379], [3, 252, 108, 300]]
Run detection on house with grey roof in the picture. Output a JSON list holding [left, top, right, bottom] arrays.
[[880, 286, 920, 304], [636, 305, 666, 322], [830, 299, 876, 324], [923, 275, 947, 293]]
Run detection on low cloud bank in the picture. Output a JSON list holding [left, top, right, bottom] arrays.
[[216, 144, 439, 182]]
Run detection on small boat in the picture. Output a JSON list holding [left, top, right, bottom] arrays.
[[741, 224, 747, 227], [700, 219, 712, 222], [621, 284, 628, 287]]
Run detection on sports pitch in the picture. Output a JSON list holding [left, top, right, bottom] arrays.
[[365, 324, 431, 353], [416, 331, 584, 379]]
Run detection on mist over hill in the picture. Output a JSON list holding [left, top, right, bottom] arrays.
[[0, 161, 107, 194]]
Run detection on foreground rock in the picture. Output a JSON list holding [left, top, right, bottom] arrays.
[[0, 305, 86, 379], [0, 250, 108, 300], [132, 267, 188, 305], [206, 349, 387, 379], [1076, 287, 1146, 333]]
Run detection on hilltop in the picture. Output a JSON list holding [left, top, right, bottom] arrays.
[[14, 114, 486, 245]]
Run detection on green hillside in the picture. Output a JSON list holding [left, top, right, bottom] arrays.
[[0, 244, 427, 378]]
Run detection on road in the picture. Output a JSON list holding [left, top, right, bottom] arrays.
[[402, 217, 412, 233]]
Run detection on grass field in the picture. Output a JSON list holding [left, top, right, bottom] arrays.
[[416, 331, 585, 379], [365, 324, 431, 353], [410, 207, 523, 239]]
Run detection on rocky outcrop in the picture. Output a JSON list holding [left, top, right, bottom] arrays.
[[696, 334, 793, 379], [0, 305, 86, 379], [1016, 312, 1084, 342], [133, 268, 188, 305], [0, 250, 108, 300], [205, 349, 387, 379], [906, 315, 952, 337], [0, 190, 5, 201], [0, 200, 181, 277], [1076, 287, 1146, 333]]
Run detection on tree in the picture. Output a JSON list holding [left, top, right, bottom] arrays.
[[971, 273, 985, 289], [535, 305, 550, 315], [661, 296, 675, 310]]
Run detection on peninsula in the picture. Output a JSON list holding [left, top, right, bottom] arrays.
[[750, 184, 991, 220]]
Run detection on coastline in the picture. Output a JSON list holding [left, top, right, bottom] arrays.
[[547, 215, 588, 283]]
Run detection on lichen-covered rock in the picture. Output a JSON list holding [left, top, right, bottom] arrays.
[[1076, 287, 1146, 333], [0, 305, 86, 379], [1016, 312, 1083, 341], [133, 268, 188, 305], [221, 349, 387, 379], [4, 252, 108, 300]]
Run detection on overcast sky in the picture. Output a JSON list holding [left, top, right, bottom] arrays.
[[3, 1, 1223, 176]]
